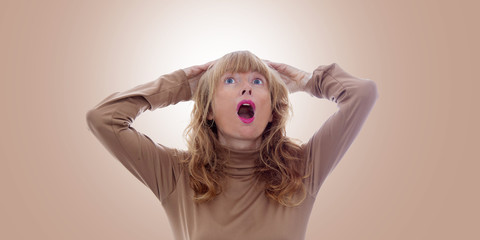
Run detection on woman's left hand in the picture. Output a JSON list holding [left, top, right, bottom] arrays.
[[264, 60, 312, 93]]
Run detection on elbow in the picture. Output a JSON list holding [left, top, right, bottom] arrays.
[[352, 79, 379, 107], [361, 79, 379, 102], [86, 108, 105, 133]]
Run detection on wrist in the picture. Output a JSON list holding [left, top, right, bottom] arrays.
[[300, 72, 313, 91]]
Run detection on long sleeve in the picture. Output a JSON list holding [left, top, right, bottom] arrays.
[[85, 69, 192, 202], [302, 63, 379, 197]]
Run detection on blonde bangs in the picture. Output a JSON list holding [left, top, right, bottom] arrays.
[[210, 51, 271, 85]]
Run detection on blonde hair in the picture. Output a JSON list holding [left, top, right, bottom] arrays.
[[183, 51, 308, 207]]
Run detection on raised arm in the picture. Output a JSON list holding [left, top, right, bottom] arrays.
[[267, 61, 379, 197], [85, 62, 212, 202]]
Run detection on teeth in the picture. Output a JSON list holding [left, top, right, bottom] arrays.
[[242, 103, 250, 106]]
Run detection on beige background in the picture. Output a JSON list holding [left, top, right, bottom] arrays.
[[1, 0, 479, 239]]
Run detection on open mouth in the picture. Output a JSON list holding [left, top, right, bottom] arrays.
[[237, 100, 256, 123]]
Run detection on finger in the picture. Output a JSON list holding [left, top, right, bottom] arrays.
[[264, 61, 283, 70], [204, 60, 216, 67], [194, 60, 216, 74], [262, 59, 273, 68]]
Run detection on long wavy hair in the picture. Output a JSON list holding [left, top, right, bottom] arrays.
[[183, 51, 308, 207]]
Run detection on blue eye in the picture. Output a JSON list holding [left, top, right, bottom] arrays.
[[225, 78, 235, 84], [253, 78, 264, 85]]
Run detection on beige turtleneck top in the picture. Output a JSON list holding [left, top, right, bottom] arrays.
[[86, 63, 378, 240]]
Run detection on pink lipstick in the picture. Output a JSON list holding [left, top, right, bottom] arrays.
[[237, 100, 256, 124]]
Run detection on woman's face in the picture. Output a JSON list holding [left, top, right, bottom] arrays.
[[208, 71, 272, 149]]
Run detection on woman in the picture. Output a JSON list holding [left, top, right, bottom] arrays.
[[86, 51, 378, 240]]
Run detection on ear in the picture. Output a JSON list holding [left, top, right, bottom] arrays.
[[268, 112, 273, 122]]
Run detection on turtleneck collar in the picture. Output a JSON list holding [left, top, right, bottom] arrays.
[[223, 146, 261, 176]]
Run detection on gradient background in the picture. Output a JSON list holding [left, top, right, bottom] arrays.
[[1, 0, 479, 239]]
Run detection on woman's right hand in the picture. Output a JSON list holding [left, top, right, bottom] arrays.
[[183, 60, 216, 93]]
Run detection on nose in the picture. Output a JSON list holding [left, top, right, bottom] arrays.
[[242, 89, 252, 95], [240, 80, 252, 95], [237, 74, 254, 96]]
